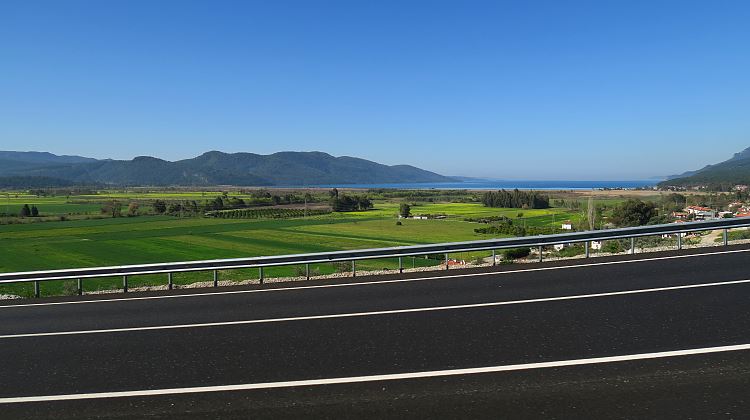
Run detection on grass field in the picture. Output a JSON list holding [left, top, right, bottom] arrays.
[[0, 199, 581, 297]]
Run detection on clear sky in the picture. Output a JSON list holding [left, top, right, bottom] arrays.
[[1, 0, 749, 180]]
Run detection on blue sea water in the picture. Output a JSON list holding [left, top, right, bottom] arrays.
[[305, 180, 660, 190]]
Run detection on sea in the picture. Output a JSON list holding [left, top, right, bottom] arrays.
[[303, 180, 660, 191]]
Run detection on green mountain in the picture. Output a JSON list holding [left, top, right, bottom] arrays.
[[659, 147, 750, 188], [0, 150, 454, 187]]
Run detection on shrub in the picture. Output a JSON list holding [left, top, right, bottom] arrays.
[[503, 247, 531, 260], [293, 266, 321, 278], [61, 280, 79, 296], [556, 245, 585, 258], [602, 240, 625, 253], [332, 261, 352, 273]]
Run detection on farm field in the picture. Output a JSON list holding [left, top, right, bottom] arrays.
[[0, 199, 582, 297]]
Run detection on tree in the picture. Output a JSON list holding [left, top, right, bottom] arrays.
[[610, 199, 658, 227], [399, 203, 411, 218], [357, 196, 372, 211], [168, 202, 184, 214], [20, 204, 31, 217], [31, 205, 39, 217], [152, 200, 167, 214], [587, 196, 595, 230], [128, 202, 139, 217], [101, 201, 122, 218]]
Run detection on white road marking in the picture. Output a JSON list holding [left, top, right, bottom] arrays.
[[2, 277, 749, 340], [2, 247, 748, 310], [2, 343, 749, 404]]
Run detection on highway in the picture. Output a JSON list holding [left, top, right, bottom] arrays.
[[2, 245, 750, 419]]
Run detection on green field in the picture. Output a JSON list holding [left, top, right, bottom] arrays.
[[0, 198, 581, 297]]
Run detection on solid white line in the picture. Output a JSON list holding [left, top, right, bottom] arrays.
[[3, 277, 749, 340], [2, 342, 749, 404], [2, 247, 748, 310]]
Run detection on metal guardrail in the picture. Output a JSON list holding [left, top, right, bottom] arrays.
[[2, 217, 750, 297]]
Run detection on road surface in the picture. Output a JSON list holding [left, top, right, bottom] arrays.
[[1, 245, 750, 418]]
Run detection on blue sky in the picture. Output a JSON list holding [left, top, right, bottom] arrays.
[[1, 0, 749, 180]]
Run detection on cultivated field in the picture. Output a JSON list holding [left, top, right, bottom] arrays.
[[0, 192, 586, 297]]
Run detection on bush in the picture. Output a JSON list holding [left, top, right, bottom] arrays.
[[332, 261, 352, 273], [396, 221, 402, 225], [556, 245, 585, 258], [293, 266, 321, 278], [61, 280, 79, 296], [503, 247, 531, 260], [602, 240, 626, 253]]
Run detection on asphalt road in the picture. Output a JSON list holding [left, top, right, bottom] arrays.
[[2, 245, 750, 419]]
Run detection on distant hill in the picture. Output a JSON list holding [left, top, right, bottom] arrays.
[[0, 150, 454, 187], [0, 151, 98, 164], [659, 146, 750, 188]]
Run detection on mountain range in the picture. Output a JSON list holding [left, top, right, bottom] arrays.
[[0, 151, 454, 187], [660, 146, 750, 188]]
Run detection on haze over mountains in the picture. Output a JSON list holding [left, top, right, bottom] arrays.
[[0, 151, 453, 187], [660, 146, 750, 188]]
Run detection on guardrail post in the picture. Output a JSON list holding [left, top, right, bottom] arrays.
[[538, 246, 543, 263], [34, 281, 40, 298], [352, 260, 356, 277], [445, 253, 449, 270], [213, 270, 218, 287], [492, 250, 496, 266], [630, 237, 635, 254], [724, 228, 729, 246], [677, 234, 682, 250], [259, 267, 264, 284], [123, 275, 128, 293], [585, 242, 590, 258], [398, 257, 403, 273], [77, 278, 82, 296], [167, 273, 173, 290], [306, 263, 310, 280]]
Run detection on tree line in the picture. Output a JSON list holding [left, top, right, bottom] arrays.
[[328, 189, 373, 212], [206, 208, 331, 219], [481, 189, 550, 209]]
